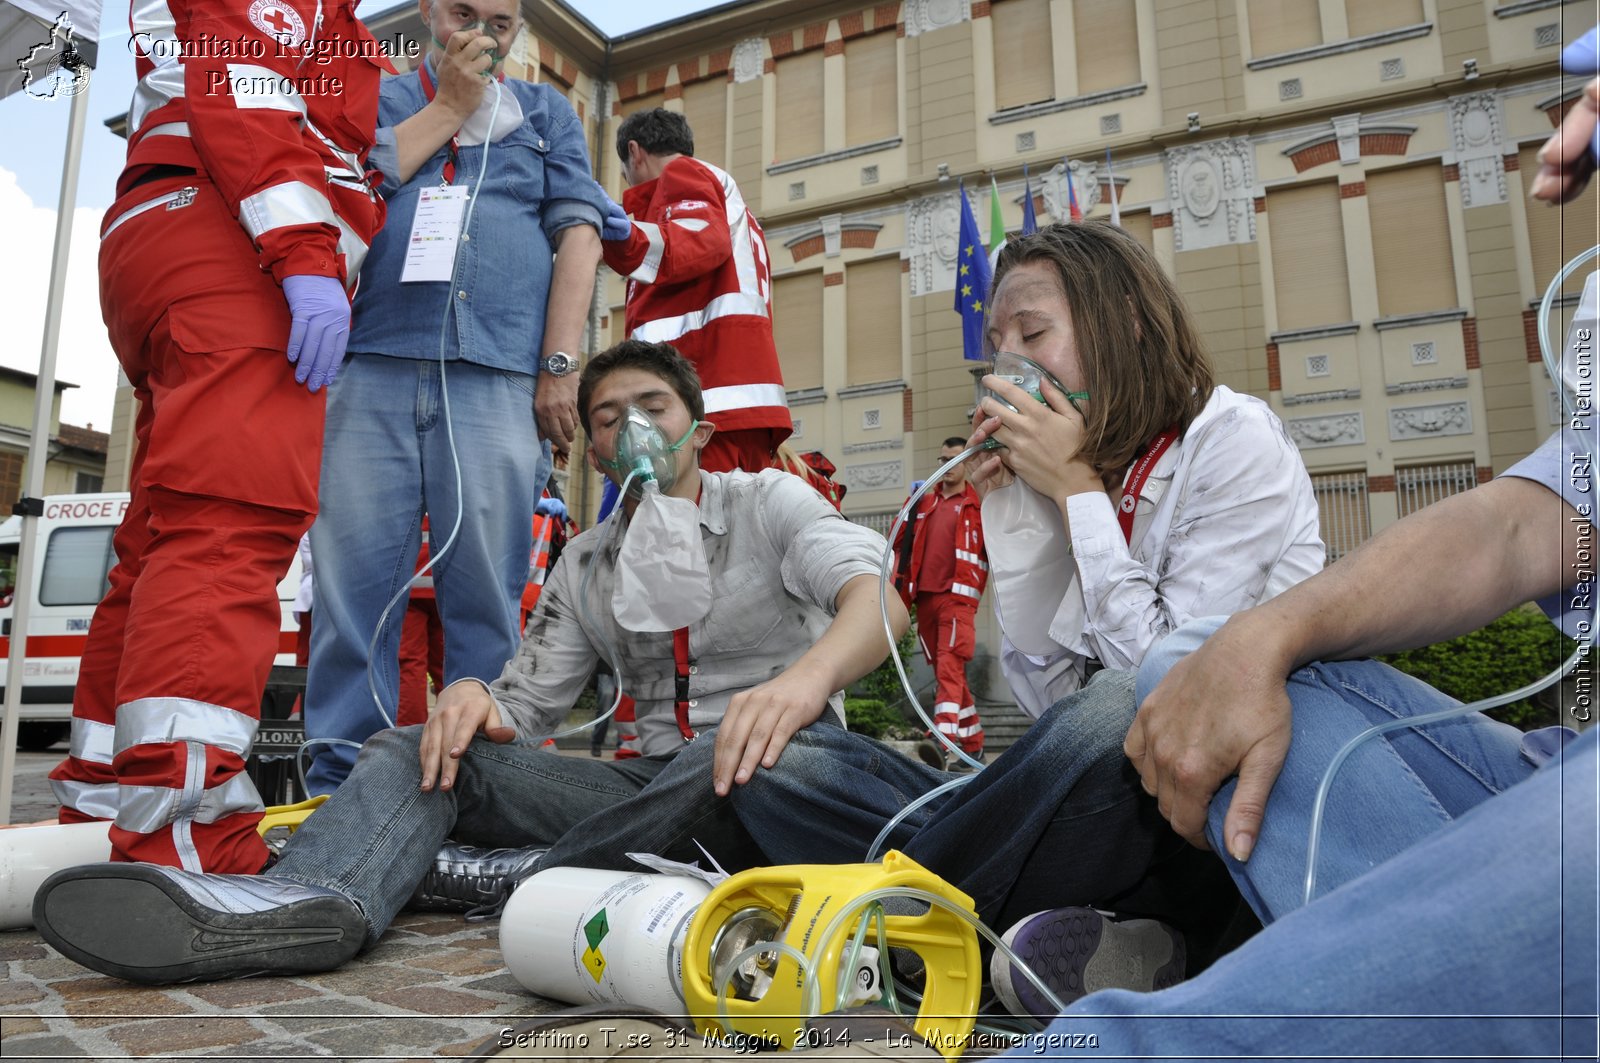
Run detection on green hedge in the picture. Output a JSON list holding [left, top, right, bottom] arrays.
[[844, 697, 921, 740], [1376, 605, 1580, 730]]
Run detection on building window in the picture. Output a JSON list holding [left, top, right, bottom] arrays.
[[1268, 182, 1353, 330], [1117, 211, 1155, 254], [1312, 470, 1371, 562], [1072, 0, 1139, 95], [74, 471, 103, 493], [1521, 142, 1600, 301], [0, 451, 21, 509], [1368, 165, 1457, 318], [680, 78, 727, 169], [773, 272, 824, 390], [1345, 0, 1423, 39], [775, 50, 825, 161], [1247, 0, 1321, 57], [991, 0, 1054, 110], [845, 32, 897, 146], [1394, 460, 1477, 520], [845, 257, 904, 386]]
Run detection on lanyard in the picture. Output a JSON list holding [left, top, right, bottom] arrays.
[[672, 627, 697, 741], [416, 60, 460, 184], [1117, 425, 1180, 544]]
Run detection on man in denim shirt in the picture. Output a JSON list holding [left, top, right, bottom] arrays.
[[301, 0, 609, 794]]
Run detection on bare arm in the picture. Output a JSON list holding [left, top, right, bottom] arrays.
[[1128, 476, 1586, 858], [712, 573, 911, 795], [534, 225, 601, 453]]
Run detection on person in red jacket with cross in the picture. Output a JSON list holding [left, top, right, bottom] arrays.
[[895, 437, 990, 767], [599, 108, 791, 474]]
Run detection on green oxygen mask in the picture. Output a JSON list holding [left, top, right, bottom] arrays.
[[979, 350, 1089, 450], [598, 406, 699, 499], [432, 20, 502, 67]]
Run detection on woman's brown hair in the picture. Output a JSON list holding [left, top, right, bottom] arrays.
[[990, 221, 1214, 487]]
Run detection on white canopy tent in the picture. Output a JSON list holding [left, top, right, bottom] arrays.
[[1, 0, 106, 821]]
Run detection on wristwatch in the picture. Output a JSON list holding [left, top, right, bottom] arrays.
[[539, 352, 579, 377]]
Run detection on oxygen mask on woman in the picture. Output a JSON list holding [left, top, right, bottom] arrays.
[[979, 351, 1088, 450]]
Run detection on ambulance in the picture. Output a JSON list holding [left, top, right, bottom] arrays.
[[0, 493, 303, 750]]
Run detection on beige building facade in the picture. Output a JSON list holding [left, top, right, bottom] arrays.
[[102, 0, 1600, 681]]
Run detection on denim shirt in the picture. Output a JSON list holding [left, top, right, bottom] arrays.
[[486, 469, 888, 756], [349, 63, 606, 372]]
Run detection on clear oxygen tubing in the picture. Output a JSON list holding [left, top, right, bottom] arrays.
[[292, 84, 505, 778], [1300, 243, 1600, 907], [794, 885, 1071, 1032]]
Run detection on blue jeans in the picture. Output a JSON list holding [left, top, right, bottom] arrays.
[[1137, 616, 1537, 923], [274, 724, 765, 944], [731, 673, 1240, 941], [1007, 722, 1598, 1060], [303, 355, 551, 794]]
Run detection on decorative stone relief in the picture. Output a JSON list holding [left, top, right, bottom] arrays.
[[1163, 137, 1257, 251], [821, 214, 843, 257], [1332, 113, 1361, 164], [1385, 376, 1469, 395], [842, 460, 905, 491], [1041, 160, 1101, 220], [1449, 92, 1507, 208], [1286, 412, 1364, 449], [732, 38, 764, 83], [906, 192, 961, 297], [904, 0, 969, 38], [1389, 401, 1472, 440]]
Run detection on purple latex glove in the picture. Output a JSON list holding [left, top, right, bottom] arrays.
[[534, 495, 568, 522], [282, 274, 351, 393], [1562, 27, 1600, 163], [595, 181, 632, 242]]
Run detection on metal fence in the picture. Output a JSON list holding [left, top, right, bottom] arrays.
[[852, 510, 900, 538], [1311, 471, 1371, 563], [1395, 460, 1478, 520]]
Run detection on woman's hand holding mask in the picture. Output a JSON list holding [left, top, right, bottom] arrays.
[[976, 374, 1103, 503]]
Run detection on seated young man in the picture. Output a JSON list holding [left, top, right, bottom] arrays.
[[32, 339, 908, 985]]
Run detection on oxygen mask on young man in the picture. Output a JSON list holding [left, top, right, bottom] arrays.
[[603, 406, 712, 632], [978, 351, 1085, 655]]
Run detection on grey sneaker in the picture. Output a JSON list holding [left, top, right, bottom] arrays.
[[407, 841, 546, 919], [991, 907, 1185, 1019], [33, 862, 365, 985]]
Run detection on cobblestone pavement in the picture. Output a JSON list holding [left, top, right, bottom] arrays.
[[1, 748, 572, 1062]]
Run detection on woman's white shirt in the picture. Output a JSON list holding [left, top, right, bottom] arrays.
[[998, 385, 1324, 717]]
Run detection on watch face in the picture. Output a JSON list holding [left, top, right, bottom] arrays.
[[544, 354, 575, 375]]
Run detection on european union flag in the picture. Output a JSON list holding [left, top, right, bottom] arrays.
[[955, 182, 992, 362]]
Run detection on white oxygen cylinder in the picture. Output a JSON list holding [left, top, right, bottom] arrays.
[[500, 867, 711, 1013], [0, 820, 113, 929]]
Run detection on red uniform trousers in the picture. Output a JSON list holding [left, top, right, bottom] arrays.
[[915, 591, 984, 755], [48, 179, 326, 873], [397, 598, 445, 727]]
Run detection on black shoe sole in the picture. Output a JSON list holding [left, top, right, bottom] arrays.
[[33, 864, 365, 985]]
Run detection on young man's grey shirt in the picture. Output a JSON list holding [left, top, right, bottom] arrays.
[[487, 468, 888, 754]]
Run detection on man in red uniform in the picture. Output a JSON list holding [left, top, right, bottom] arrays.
[[599, 108, 790, 474], [895, 438, 989, 766], [47, 0, 389, 874]]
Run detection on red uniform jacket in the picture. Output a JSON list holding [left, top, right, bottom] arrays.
[[894, 484, 989, 607], [602, 156, 791, 437], [121, 0, 389, 286]]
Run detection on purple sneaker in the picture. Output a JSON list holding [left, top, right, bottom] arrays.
[[991, 907, 1186, 1019]]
